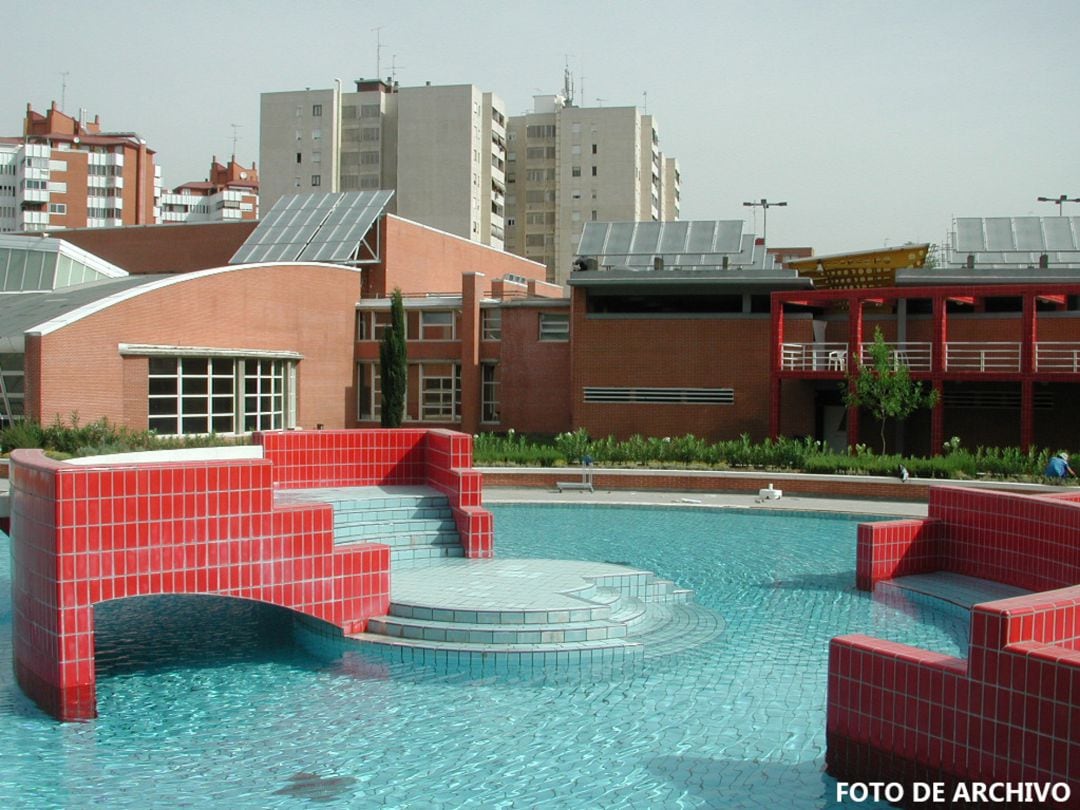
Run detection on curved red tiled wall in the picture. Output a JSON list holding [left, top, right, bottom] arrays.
[[830, 486, 1080, 800], [9, 429, 491, 721]]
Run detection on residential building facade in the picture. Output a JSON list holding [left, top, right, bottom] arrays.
[[259, 80, 506, 249], [504, 95, 680, 285], [0, 103, 161, 233], [158, 157, 259, 224]]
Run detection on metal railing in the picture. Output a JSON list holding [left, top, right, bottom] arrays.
[[945, 342, 1021, 372], [780, 342, 849, 371], [858, 341, 932, 372], [1035, 342, 1080, 372]]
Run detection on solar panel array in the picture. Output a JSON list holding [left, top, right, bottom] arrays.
[[577, 221, 751, 268], [230, 190, 394, 265], [952, 217, 1080, 264]]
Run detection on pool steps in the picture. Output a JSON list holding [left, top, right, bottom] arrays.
[[278, 486, 715, 662], [276, 487, 466, 563]]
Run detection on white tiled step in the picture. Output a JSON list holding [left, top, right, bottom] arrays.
[[348, 631, 643, 659], [366, 614, 632, 644]]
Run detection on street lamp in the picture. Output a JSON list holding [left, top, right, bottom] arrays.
[[742, 198, 787, 246], [1036, 195, 1080, 215]]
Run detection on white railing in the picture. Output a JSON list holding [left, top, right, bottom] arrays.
[[858, 341, 932, 372], [1035, 342, 1080, 372], [945, 342, 1021, 372], [780, 342, 849, 371]]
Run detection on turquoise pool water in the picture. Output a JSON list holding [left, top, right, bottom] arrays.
[[0, 505, 967, 809]]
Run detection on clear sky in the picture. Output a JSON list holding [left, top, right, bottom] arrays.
[[5, 0, 1079, 255]]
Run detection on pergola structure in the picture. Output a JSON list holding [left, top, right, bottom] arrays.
[[769, 282, 1080, 452]]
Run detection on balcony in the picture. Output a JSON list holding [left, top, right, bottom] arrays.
[[780, 340, 1080, 375], [1035, 342, 1080, 372], [944, 342, 1020, 372], [780, 342, 851, 372]]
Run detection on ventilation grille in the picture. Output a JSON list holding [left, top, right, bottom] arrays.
[[942, 390, 1053, 409], [583, 387, 734, 404]]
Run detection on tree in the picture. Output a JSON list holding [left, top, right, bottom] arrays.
[[843, 327, 939, 454], [379, 288, 407, 427]]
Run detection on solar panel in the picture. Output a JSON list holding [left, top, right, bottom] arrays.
[[574, 220, 748, 270], [984, 218, 1015, 251], [230, 190, 393, 264], [1043, 217, 1079, 251], [954, 218, 987, 253], [1012, 217, 1045, 251]]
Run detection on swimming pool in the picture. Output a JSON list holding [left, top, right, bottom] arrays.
[[0, 504, 966, 808]]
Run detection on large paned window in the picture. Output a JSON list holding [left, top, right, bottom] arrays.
[[419, 362, 461, 422], [481, 362, 499, 423], [148, 357, 290, 435]]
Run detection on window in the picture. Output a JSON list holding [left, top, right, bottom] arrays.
[[312, 128, 322, 140], [592, 144, 598, 155], [360, 104, 381, 118], [148, 356, 291, 435], [591, 166, 598, 177], [481, 308, 501, 340], [361, 128, 380, 142], [243, 359, 286, 432], [420, 310, 455, 340], [571, 145, 581, 156], [539, 313, 570, 341], [48, 203, 66, 214], [359, 310, 398, 341], [356, 361, 383, 421], [481, 363, 499, 423], [312, 104, 323, 116], [420, 362, 461, 421], [360, 151, 380, 165], [572, 166, 581, 177], [526, 125, 557, 138], [311, 175, 321, 187]]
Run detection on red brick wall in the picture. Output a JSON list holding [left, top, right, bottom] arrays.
[[51, 221, 257, 274], [32, 264, 362, 430], [498, 305, 571, 434], [572, 299, 814, 441], [377, 216, 546, 297]]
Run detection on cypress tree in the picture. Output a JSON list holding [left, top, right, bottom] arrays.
[[379, 288, 407, 427]]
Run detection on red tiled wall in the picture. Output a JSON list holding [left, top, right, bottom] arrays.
[[857, 486, 1080, 593], [256, 429, 493, 559], [832, 486, 1080, 798], [9, 440, 406, 721], [855, 518, 943, 590]]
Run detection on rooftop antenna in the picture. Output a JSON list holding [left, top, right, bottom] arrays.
[[389, 53, 403, 84], [596, 97, 606, 107], [372, 26, 384, 82], [60, 71, 70, 111], [642, 90, 647, 114], [230, 124, 241, 159], [563, 57, 574, 105]]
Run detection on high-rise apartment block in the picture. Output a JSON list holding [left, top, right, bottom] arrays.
[[0, 103, 161, 233], [504, 95, 680, 284], [260, 80, 507, 249]]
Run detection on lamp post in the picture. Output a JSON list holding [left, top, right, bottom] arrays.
[[742, 198, 787, 246], [1036, 195, 1080, 215]]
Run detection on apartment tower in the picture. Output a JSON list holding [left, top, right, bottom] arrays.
[[260, 80, 507, 249], [504, 94, 680, 284]]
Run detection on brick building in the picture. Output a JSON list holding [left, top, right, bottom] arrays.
[[158, 157, 259, 224], [0, 191, 561, 435], [0, 103, 161, 232]]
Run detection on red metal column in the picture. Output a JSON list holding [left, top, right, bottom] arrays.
[[846, 293, 862, 450], [769, 294, 783, 440], [1020, 293, 1037, 450], [930, 294, 947, 453]]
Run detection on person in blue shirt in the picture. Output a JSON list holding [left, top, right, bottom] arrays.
[[1044, 452, 1075, 479]]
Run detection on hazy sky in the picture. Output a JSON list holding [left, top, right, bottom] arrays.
[[5, 0, 1079, 254]]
